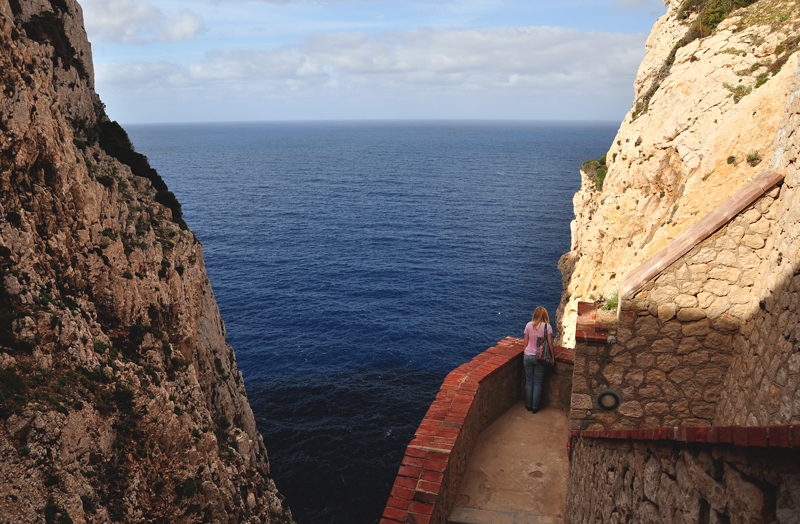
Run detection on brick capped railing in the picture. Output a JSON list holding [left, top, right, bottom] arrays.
[[575, 301, 611, 344], [381, 337, 573, 524], [570, 423, 800, 452]]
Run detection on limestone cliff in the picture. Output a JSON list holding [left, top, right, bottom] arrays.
[[558, 0, 800, 348], [0, 1, 292, 522], [561, 2, 800, 518]]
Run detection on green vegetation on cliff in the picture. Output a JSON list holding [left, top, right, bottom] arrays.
[[582, 154, 608, 191], [633, 0, 766, 120], [677, 0, 759, 32]]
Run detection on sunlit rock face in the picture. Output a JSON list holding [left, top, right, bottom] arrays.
[[0, 1, 292, 522], [563, 4, 800, 518], [558, 0, 800, 349]]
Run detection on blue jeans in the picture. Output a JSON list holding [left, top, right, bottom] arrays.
[[524, 355, 546, 411]]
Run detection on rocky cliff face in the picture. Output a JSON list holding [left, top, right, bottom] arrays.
[[558, 0, 800, 347], [562, 4, 800, 519], [0, 1, 292, 522]]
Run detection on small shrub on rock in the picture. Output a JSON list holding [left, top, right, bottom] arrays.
[[581, 154, 608, 191]]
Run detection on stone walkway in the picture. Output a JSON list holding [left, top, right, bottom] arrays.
[[448, 401, 569, 524]]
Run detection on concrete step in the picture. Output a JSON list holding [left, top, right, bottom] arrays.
[[447, 402, 568, 524], [449, 507, 563, 524]]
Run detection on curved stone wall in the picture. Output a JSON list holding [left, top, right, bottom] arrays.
[[381, 338, 573, 524]]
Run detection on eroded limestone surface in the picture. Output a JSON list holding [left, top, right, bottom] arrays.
[[558, 0, 800, 348], [564, 1, 800, 521], [0, 1, 292, 522]]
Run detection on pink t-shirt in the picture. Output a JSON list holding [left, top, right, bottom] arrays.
[[524, 321, 551, 356]]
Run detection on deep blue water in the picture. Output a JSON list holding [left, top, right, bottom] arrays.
[[126, 121, 616, 524]]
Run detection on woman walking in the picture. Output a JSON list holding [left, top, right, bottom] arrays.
[[523, 307, 554, 413]]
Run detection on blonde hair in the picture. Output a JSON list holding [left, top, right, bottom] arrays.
[[532, 307, 549, 329]]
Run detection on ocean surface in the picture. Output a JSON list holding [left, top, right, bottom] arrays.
[[125, 121, 616, 523]]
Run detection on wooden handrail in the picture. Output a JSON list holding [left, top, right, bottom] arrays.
[[620, 170, 784, 299]]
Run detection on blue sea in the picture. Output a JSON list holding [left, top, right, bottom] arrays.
[[126, 121, 616, 523]]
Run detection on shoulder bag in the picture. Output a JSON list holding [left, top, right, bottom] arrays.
[[535, 324, 555, 367]]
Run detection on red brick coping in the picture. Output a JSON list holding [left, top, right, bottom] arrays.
[[381, 337, 573, 524], [621, 170, 784, 299], [571, 424, 800, 451], [575, 301, 609, 344]]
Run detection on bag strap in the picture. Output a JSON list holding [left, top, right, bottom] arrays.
[[536, 323, 548, 357]]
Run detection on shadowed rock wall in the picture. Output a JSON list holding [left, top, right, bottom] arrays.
[[0, 1, 292, 522], [716, 62, 800, 427], [567, 436, 800, 523]]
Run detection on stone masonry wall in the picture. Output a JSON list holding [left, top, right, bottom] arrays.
[[533, 355, 574, 412], [570, 187, 781, 430], [716, 61, 800, 427], [566, 436, 800, 524]]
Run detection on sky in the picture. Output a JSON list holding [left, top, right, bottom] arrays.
[[79, 0, 668, 123]]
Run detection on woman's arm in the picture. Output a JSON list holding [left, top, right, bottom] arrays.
[[547, 325, 554, 348], [524, 331, 529, 348]]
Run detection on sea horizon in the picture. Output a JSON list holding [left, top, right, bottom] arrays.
[[127, 120, 616, 522], [122, 118, 622, 127]]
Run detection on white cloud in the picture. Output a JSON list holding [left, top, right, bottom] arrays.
[[154, 10, 205, 42], [98, 26, 645, 93], [82, 0, 205, 43], [95, 26, 649, 121]]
